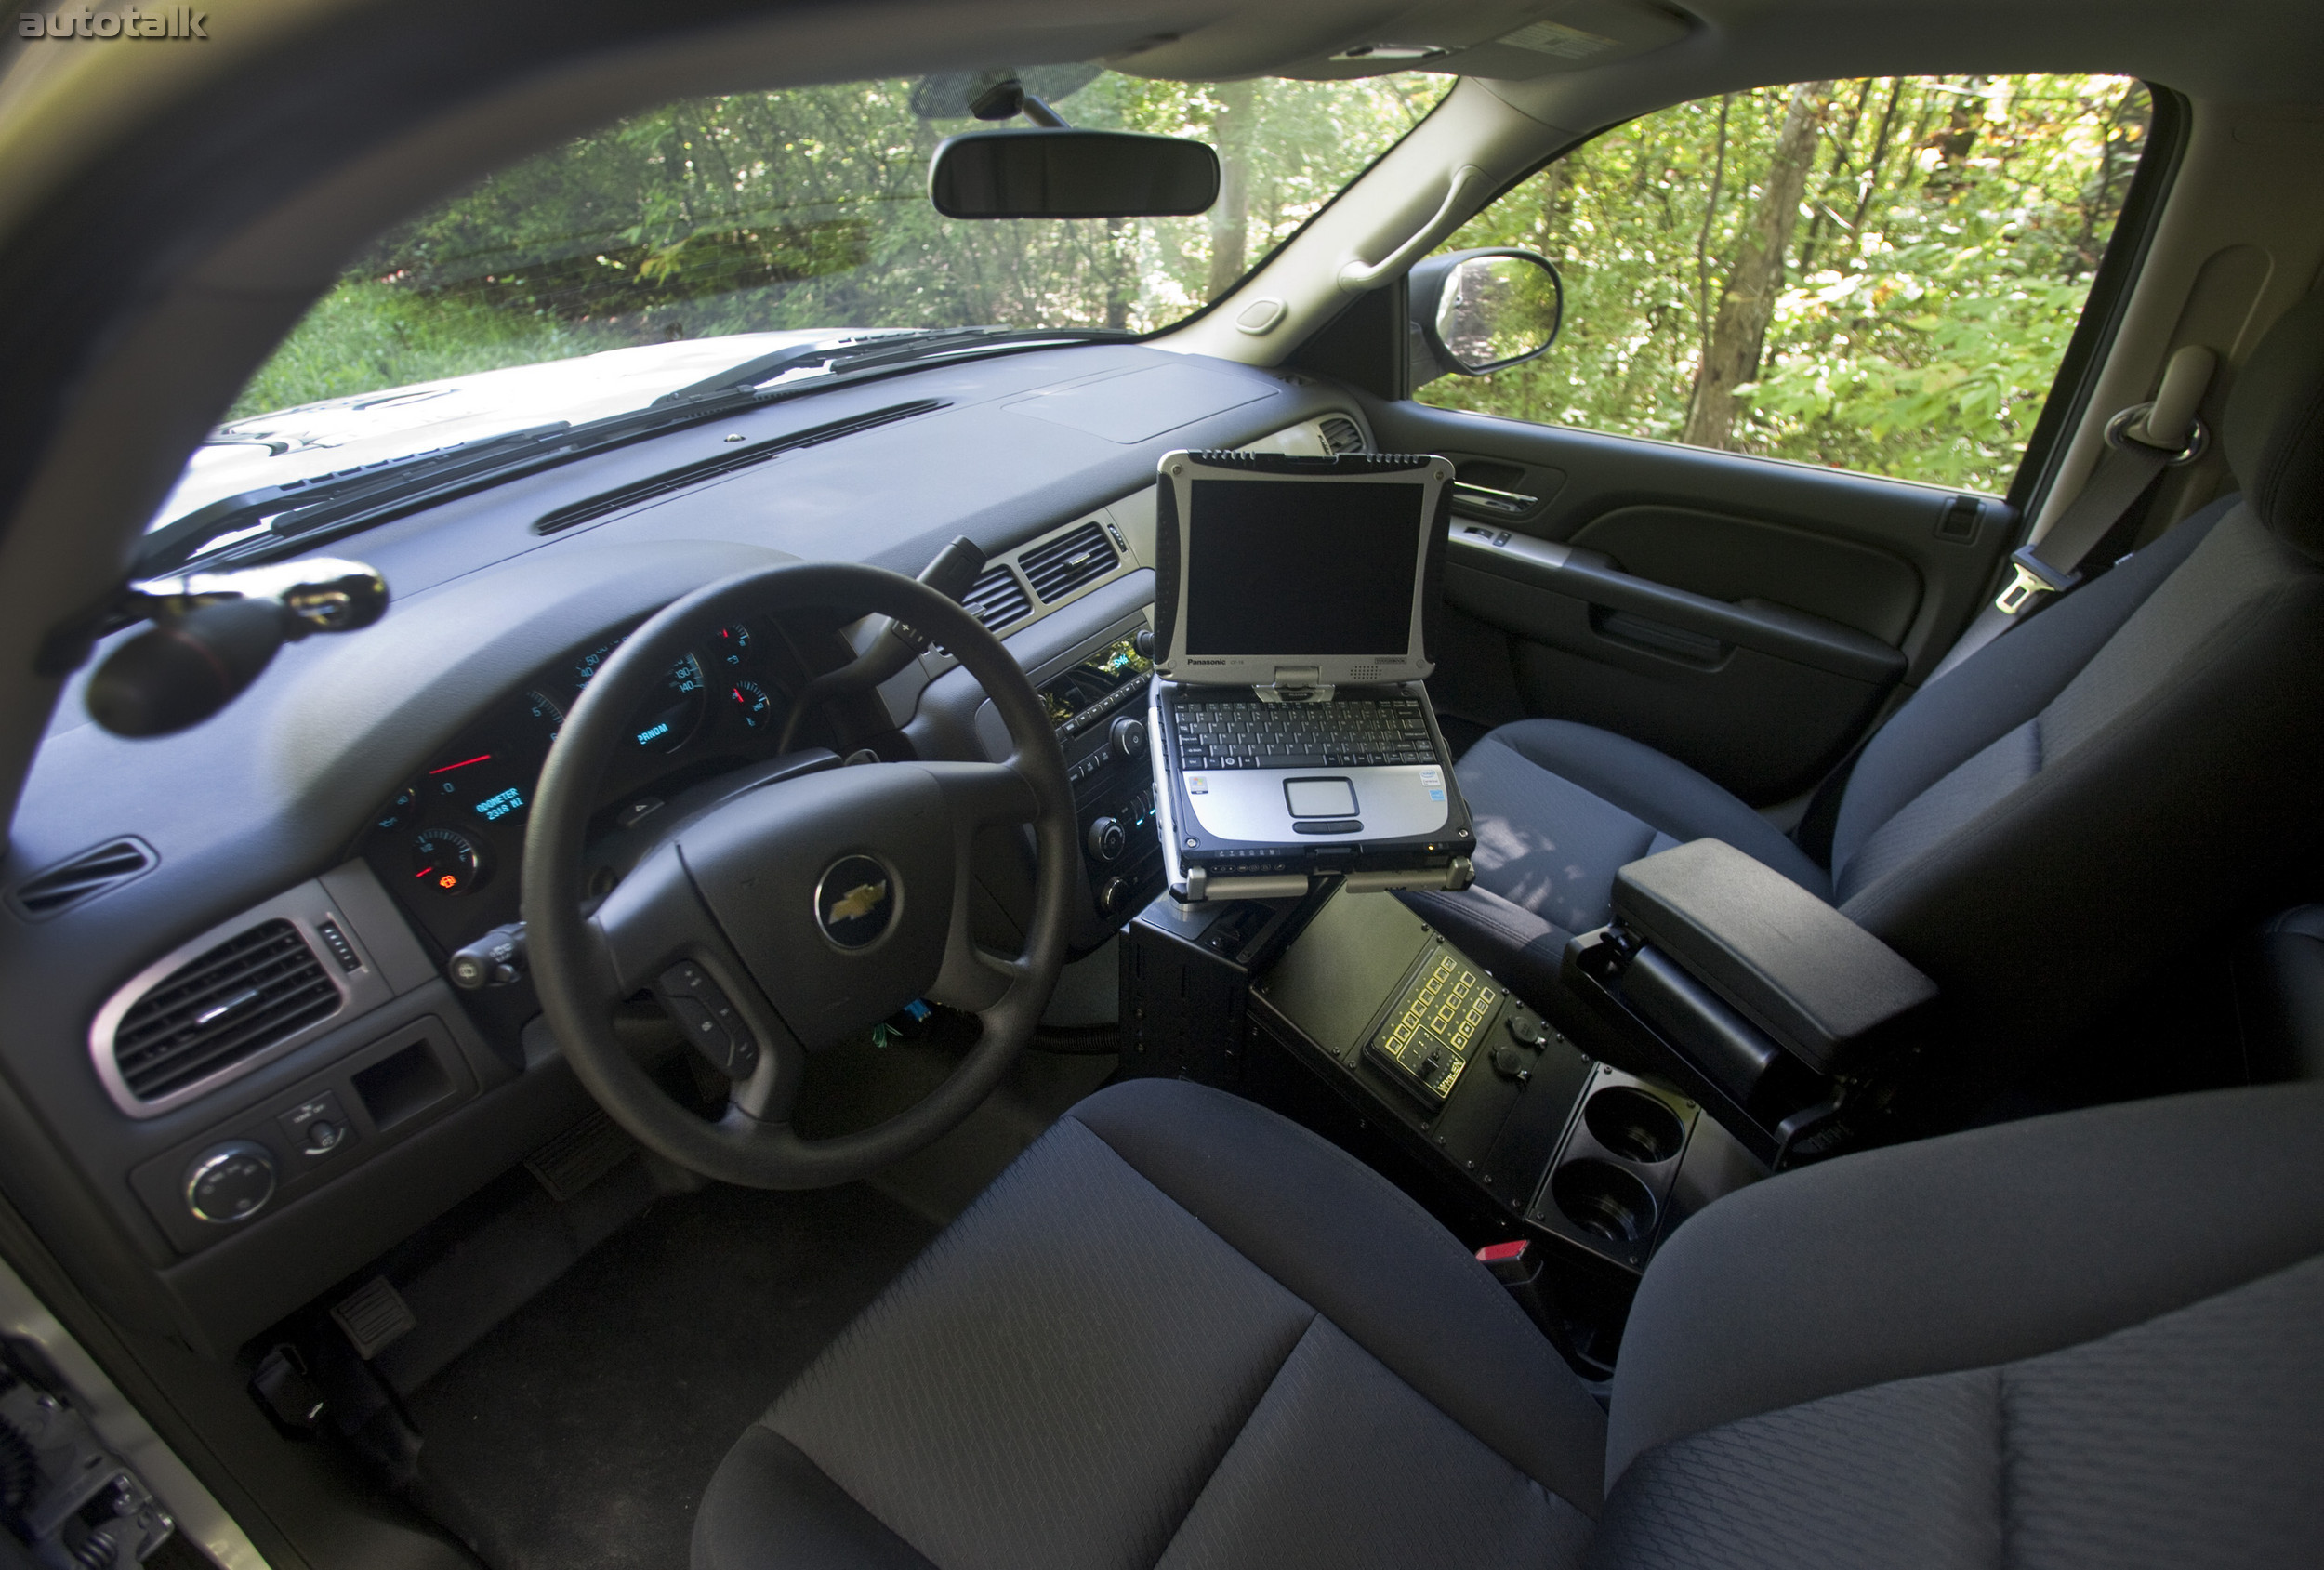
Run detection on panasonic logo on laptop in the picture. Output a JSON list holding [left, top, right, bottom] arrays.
[[1188, 658, 1229, 665]]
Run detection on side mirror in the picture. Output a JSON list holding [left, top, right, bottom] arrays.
[[929, 129, 1220, 219], [1408, 248, 1564, 385]]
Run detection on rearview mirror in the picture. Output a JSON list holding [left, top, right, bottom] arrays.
[[1408, 249, 1565, 383], [929, 129, 1221, 219]]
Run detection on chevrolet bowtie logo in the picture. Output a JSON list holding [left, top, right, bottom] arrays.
[[827, 880, 887, 922], [816, 855, 898, 949]]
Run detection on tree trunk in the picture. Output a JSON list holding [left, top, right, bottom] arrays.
[[1533, 156, 1566, 250], [1682, 81, 1831, 450], [1103, 217, 1134, 329], [1206, 80, 1257, 300]]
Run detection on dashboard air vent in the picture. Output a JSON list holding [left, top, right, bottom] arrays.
[[8, 837, 156, 920], [1019, 521, 1118, 604], [1318, 416, 1366, 454], [962, 565, 1033, 630], [112, 919, 340, 1102]]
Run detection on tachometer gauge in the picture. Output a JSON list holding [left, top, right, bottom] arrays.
[[728, 679, 773, 730], [411, 826, 485, 896], [520, 687, 565, 745], [708, 624, 753, 669]]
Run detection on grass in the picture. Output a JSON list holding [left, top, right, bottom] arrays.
[[227, 280, 626, 421]]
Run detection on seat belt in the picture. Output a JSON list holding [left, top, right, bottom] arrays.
[[1932, 345, 2216, 679]]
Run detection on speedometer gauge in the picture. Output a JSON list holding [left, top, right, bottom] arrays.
[[575, 639, 708, 753]]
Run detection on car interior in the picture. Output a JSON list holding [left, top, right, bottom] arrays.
[[0, 2, 2319, 1568]]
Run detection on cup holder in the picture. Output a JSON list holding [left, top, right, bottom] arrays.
[[1552, 1159, 1660, 1246], [1582, 1086, 1685, 1165]]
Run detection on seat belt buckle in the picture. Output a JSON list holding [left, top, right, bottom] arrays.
[[1994, 546, 2080, 616]]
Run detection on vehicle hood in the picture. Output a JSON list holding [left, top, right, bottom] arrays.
[[151, 329, 902, 531]]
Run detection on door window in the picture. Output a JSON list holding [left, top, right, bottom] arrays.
[[1419, 76, 2151, 493]]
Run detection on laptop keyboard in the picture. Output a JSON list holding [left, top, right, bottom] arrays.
[[1172, 696, 1436, 770]]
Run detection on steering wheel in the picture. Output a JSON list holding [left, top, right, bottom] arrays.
[[523, 561, 1076, 1188]]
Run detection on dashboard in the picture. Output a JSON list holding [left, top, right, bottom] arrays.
[[359, 618, 837, 957], [0, 338, 1360, 1357]]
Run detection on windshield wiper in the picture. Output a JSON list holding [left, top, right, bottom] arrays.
[[655, 324, 1134, 404], [139, 326, 1133, 576]]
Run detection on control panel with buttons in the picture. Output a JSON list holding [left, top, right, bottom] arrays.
[[654, 960, 759, 1078], [278, 1089, 355, 1160], [1365, 948, 1499, 1106], [184, 1141, 277, 1224]]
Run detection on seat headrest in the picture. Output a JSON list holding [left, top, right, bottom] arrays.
[[2224, 291, 2324, 561]]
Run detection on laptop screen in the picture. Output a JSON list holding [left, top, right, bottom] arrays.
[[1182, 477, 1428, 657]]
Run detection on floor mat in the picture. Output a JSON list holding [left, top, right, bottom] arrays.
[[404, 1181, 934, 1570]]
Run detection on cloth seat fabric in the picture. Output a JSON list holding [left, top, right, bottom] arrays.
[[695, 1077, 2324, 1570], [1408, 294, 2324, 1068], [695, 1076, 1607, 1570]]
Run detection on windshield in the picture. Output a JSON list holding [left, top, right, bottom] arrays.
[[153, 68, 1446, 534]]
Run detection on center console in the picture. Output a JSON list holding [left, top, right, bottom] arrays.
[[1119, 880, 1765, 1373]]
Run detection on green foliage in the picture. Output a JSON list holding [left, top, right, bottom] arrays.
[[228, 282, 615, 419], [234, 72, 1444, 417], [1422, 75, 2149, 492]]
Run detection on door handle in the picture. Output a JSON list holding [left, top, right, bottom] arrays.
[[1453, 482, 1539, 516]]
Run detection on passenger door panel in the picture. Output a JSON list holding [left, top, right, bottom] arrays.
[[1375, 404, 2014, 803]]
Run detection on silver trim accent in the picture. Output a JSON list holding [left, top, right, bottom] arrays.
[[0, 1253, 274, 1570], [1446, 524, 1573, 574], [87, 881, 394, 1119], [1452, 481, 1538, 515], [182, 1141, 277, 1224]]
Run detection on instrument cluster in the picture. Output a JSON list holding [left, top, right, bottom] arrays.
[[360, 619, 795, 953]]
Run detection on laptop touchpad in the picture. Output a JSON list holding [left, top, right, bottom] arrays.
[[1285, 777, 1358, 818]]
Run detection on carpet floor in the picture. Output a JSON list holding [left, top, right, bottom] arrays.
[[403, 1180, 934, 1570]]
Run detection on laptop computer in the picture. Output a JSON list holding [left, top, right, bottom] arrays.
[[1146, 448, 1477, 903]]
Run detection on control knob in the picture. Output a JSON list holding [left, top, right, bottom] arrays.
[[1111, 716, 1146, 759], [184, 1141, 277, 1224], [1087, 817, 1127, 864], [1099, 877, 1130, 917]]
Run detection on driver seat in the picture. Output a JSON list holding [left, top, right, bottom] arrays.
[[693, 1078, 2324, 1569]]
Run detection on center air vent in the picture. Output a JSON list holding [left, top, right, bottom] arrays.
[[111, 919, 341, 1104], [1019, 521, 1119, 604], [1318, 415, 1366, 454], [8, 837, 156, 920], [962, 565, 1033, 630]]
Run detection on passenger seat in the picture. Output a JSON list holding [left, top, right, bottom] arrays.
[[1406, 292, 2324, 1098]]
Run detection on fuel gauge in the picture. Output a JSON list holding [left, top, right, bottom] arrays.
[[412, 827, 486, 896], [708, 624, 753, 669]]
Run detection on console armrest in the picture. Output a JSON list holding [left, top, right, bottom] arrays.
[[1612, 839, 1934, 1076]]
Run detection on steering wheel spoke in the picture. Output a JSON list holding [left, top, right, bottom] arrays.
[[923, 759, 1040, 828]]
